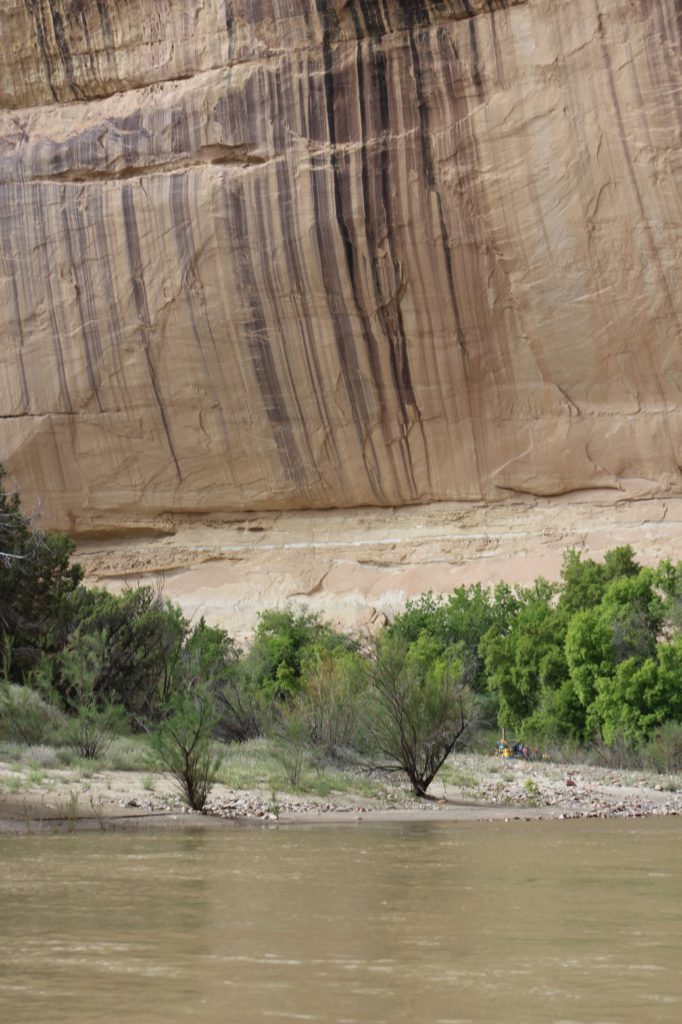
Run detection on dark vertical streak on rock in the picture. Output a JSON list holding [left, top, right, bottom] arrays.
[[275, 159, 342, 473], [95, 1, 113, 46], [227, 179, 307, 487], [60, 199, 103, 412], [80, 10, 101, 88], [121, 183, 182, 480], [594, 1, 679, 331], [408, 21, 484, 482], [272, 56, 344, 474], [396, 0, 430, 30], [348, 3, 364, 40], [271, 67, 286, 153], [89, 186, 132, 415], [485, 0, 505, 85], [356, 0, 387, 38], [48, 1, 84, 99], [34, 187, 73, 413], [0, 188, 29, 412], [25, 0, 59, 101], [223, 1, 236, 60], [223, 0, 238, 60], [251, 167, 319, 488], [223, 0, 233, 34], [314, 0, 388, 502], [171, 103, 191, 157], [168, 173, 232, 457], [408, 29, 467, 355], [360, 40, 425, 495], [468, 18, 484, 95], [589, 0, 679, 469]]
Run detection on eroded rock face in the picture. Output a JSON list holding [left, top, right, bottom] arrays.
[[1, 0, 680, 531]]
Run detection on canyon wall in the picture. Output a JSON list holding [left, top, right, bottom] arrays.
[[1, 0, 680, 532]]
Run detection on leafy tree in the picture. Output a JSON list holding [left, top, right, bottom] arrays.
[[182, 619, 238, 680], [591, 635, 682, 745], [388, 583, 520, 693], [522, 676, 586, 744], [388, 591, 446, 646], [557, 545, 640, 620], [481, 580, 566, 733], [367, 634, 477, 797], [565, 568, 667, 742], [653, 559, 682, 637], [261, 646, 369, 785], [564, 608, 615, 714], [0, 466, 82, 677], [63, 586, 188, 722], [602, 545, 641, 581], [242, 607, 350, 701]]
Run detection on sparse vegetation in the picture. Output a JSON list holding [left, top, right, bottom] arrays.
[[104, 736, 150, 772], [151, 688, 222, 811], [366, 634, 478, 796]]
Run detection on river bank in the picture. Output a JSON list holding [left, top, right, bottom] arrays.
[[1, 751, 680, 835]]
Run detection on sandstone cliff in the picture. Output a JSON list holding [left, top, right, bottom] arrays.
[[1, 0, 680, 532]]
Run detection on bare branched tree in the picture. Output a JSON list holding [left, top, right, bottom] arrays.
[[368, 637, 479, 797]]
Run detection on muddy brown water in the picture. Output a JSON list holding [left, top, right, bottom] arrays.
[[0, 818, 680, 1023]]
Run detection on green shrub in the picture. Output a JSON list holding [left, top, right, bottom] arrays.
[[242, 607, 350, 702], [0, 683, 65, 745], [62, 705, 120, 760], [644, 722, 682, 774], [23, 744, 60, 769], [63, 587, 188, 722], [55, 746, 78, 767], [75, 758, 101, 779], [267, 703, 311, 789], [216, 738, 280, 790], [0, 741, 22, 762], [0, 467, 82, 679], [102, 736, 150, 772], [59, 630, 124, 758], [299, 650, 368, 757], [367, 634, 479, 797], [26, 766, 44, 786], [592, 732, 643, 770], [151, 688, 221, 811]]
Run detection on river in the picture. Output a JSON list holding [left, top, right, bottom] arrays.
[[1, 818, 680, 1023]]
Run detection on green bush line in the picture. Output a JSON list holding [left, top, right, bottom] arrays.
[[3, 467, 682, 800]]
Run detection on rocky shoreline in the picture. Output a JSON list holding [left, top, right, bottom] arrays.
[[1, 753, 680, 835]]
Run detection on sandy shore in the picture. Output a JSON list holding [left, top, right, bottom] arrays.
[[1, 753, 680, 836]]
